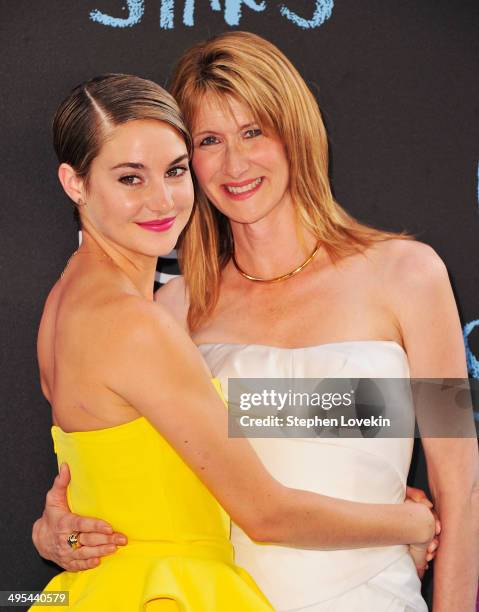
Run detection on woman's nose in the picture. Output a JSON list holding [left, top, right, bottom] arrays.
[[145, 182, 174, 216], [223, 142, 249, 178]]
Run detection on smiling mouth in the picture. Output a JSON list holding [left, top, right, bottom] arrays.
[[224, 177, 263, 195]]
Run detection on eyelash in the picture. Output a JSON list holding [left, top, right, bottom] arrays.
[[166, 165, 189, 178], [119, 175, 141, 186], [245, 128, 262, 139], [199, 128, 262, 147], [199, 135, 219, 147], [118, 165, 189, 185]]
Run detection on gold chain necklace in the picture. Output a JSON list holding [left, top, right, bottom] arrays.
[[232, 242, 320, 283]]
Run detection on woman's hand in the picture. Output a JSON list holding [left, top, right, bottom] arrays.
[[409, 542, 431, 579], [32, 463, 127, 571], [405, 486, 441, 577]]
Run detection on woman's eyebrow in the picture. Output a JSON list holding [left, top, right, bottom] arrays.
[[168, 153, 189, 166], [110, 154, 188, 171], [193, 129, 217, 138], [110, 162, 145, 170], [193, 123, 256, 138]]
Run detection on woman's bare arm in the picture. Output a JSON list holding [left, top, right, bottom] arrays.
[[387, 240, 479, 612], [33, 273, 437, 567], [96, 294, 434, 550]]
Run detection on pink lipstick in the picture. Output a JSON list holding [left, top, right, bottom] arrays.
[[135, 217, 176, 232], [222, 177, 264, 201]]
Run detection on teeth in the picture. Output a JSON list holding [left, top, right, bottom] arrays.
[[225, 177, 262, 194]]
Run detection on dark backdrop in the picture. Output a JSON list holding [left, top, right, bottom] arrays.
[[1, 2, 478, 610]]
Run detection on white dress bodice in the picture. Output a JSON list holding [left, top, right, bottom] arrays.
[[199, 341, 427, 612]]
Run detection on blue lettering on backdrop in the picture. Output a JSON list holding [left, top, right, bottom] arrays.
[[183, 0, 221, 28], [90, 0, 144, 28], [464, 320, 479, 379], [464, 321, 479, 422], [280, 0, 334, 29], [160, 0, 174, 28], [89, 1, 334, 29], [224, 0, 265, 27]]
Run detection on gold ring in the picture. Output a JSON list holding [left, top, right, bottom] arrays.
[[67, 532, 81, 550]]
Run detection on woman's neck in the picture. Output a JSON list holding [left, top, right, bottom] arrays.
[[79, 228, 157, 299], [229, 201, 318, 280]]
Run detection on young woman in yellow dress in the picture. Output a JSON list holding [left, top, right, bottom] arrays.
[[33, 71, 440, 609]]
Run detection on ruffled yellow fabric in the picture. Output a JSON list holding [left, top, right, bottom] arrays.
[[34, 380, 273, 611]]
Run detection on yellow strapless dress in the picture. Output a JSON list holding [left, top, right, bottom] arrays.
[[34, 381, 273, 611]]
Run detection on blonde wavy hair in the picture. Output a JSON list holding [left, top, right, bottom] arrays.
[[170, 32, 407, 331]]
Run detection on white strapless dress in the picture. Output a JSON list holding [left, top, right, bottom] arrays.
[[199, 340, 427, 612]]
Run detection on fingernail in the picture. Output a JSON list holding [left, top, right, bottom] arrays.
[[116, 536, 127, 545]]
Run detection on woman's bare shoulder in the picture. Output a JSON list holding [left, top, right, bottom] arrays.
[[154, 277, 189, 329], [368, 238, 447, 284], [368, 239, 453, 333], [103, 292, 195, 367], [106, 293, 174, 330], [103, 291, 211, 397]]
